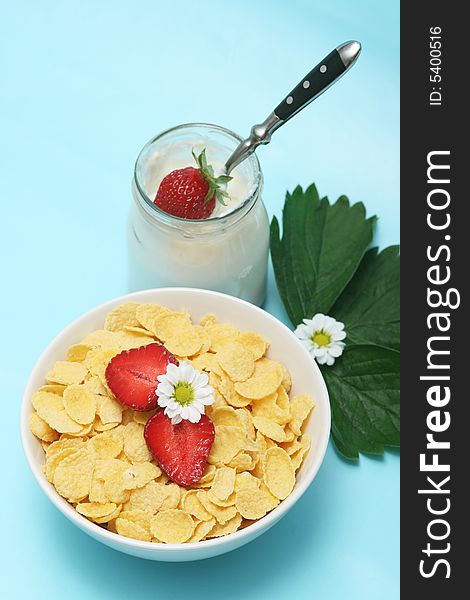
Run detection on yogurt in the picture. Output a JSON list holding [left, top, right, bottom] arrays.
[[128, 123, 269, 306]]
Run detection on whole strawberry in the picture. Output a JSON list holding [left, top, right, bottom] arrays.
[[154, 148, 232, 220]]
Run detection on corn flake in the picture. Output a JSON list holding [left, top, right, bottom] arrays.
[[93, 418, 120, 433], [210, 466, 236, 501], [46, 437, 85, 460], [238, 331, 269, 360], [63, 384, 96, 425], [199, 313, 218, 327], [119, 508, 152, 535], [84, 348, 120, 383], [123, 422, 152, 463], [32, 391, 84, 434], [264, 447, 295, 500], [67, 344, 92, 362], [210, 406, 243, 428], [53, 447, 95, 502], [198, 464, 216, 484], [30, 412, 59, 442], [280, 439, 302, 456], [289, 394, 315, 435], [207, 490, 236, 508], [88, 472, 108, 503], [217, 341, 255, 382], [88, 428, 123, 459], [151, 311, 192, 342], [119, 508, 152, 530], [83, 375, 108, 396], [190, 352, 223, 376], [38, 383, 67, 395], [182, 490, 213, 521], [197, 492, 237, 524], [237, 408, 256, 440], [95, 394, 123, 425], [47, 361, 88, 386], [159, 483, 181, 510], [235, 482, 274, 520], [217, 375, 252, 408], [251, 391, 289, 426], [125, 481, 169, 514], [207, 513, 242, 538], [208, 425, 255, 465], [117, 331, 156, 350], [122, 462, 161, 489], [133, 409, 157, 425], [76, 501, 117, 520], [116, 517, 151, 542], [135, 303, 170, 336], [164, 325, 204, 357], [253, 416, 287, 442], [82, 329, 124, 350], [206, 323, 240, 352], [150, 509, 194, 543], [290, 434, 311, 471], [228, 452, 255, 472], [104, 303, 140, 332], [45, 447, 81, 482], [189, 517, 216, 542], [234, 367, 283, 400], [94, 503, 122, 524]]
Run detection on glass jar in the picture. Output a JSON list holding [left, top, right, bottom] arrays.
[[128, 123, 269, 306]]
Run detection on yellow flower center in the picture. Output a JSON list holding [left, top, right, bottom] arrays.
[[312, 331, 331, 347], [174, 382, 194, 406]]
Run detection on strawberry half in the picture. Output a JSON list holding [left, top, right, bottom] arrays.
[[144, 410, 215, 486], [154, 148, 232, 220], [105, 343, 178, 411]]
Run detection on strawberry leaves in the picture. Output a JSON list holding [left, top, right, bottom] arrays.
[[330, 246, 400, 352], [270, 184, 376, 326], [270, 185, 400, 460], [322, 346, 400, 459], [192, 148, 232, 206]]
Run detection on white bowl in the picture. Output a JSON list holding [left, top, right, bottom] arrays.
[[21, 288, 330, 561]]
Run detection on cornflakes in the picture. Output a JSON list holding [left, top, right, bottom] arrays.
[[46, 361, 88, 386], [104, 303, 140, 332], [217, 341, 255, 382], [263, 447, 295, 500], [234, 367, 283, 400], [150, 509, 194, 543], [30, 301, 315, 544], [62, 384, 96, 425]]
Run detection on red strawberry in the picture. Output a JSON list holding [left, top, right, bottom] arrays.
[[105, 343, 178, 411], [144, 410, 215, 486], [154, 148, 232, 220]]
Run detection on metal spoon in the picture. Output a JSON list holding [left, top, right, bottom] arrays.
[[224, 41, 361, 175]]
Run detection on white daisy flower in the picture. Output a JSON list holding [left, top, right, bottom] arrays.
[[295, 313, 346, 366], [156, 361, 215, 425]]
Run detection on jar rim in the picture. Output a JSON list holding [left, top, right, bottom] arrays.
[[133, 122, 263, 226]]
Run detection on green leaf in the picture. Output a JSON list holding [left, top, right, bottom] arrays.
[[192, 147, 232, 207], [270, 185, 376, 326], [330, 246, 400, 352], [321, 345, 400, 459], [217, 175, 233, 184]]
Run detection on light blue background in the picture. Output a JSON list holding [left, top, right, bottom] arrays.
[[0, 1, 399, 598]]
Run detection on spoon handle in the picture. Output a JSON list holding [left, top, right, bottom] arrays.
[[274, 40, 361, 121], [225, 41, 361, 174]]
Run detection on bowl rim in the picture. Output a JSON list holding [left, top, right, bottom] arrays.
[[20, 287, 331, 554]]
